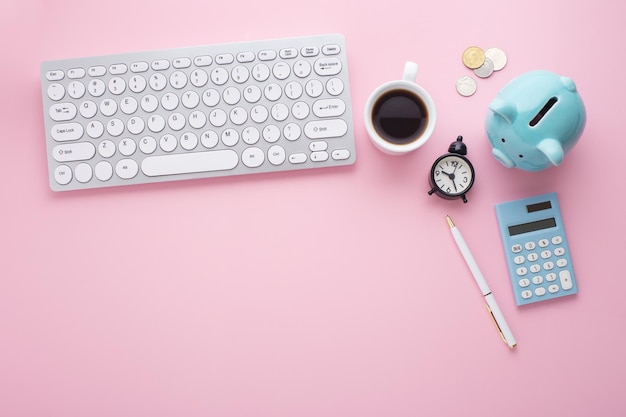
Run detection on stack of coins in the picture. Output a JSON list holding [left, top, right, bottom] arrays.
[[456, 46, 507, 96]]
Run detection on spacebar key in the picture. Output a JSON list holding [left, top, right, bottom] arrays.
[[141, 150, 239, 177]]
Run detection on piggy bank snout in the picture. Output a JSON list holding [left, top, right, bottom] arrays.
[[492, 148, 515, 168]]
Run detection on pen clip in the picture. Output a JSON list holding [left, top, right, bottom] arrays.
[[485, 303, 513, 347]]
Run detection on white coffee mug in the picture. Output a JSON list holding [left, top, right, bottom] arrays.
[[364, 62, 437, 155]]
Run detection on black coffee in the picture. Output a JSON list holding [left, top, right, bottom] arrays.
[[372, 90, 429, 144]]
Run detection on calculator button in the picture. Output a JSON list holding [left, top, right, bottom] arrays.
[[543, 261, 554, 270], [538, 239, 550, 247], [557, 259, 568, 268], [532, 276, 544, 285], [548, 285, 559, 293], [516, 267, 528, 276], [512, 244, 523, 253], [530, 264, 541, 273], [535, 287, 546, 296], [540, 250, 552, 259], [559, 270, 574, 290], [521, 290, 533, 299], [527, 253, 539, 262], [525, 242, 536, 250], [546, 273, 557, 282], [552, 236, 563, 245], [554, 247, 565, 256], [518, 278, 530, 288], [514, 256, 525, 265]]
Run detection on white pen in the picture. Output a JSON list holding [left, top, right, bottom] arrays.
[[446, 215, 517, 348]]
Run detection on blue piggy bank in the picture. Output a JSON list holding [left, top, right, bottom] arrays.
[[485, 70, 586, 171]]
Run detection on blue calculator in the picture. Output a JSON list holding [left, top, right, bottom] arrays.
[[495, 192, 578, 306]]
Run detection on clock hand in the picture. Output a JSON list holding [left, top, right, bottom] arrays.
[[440, 168, 454, 179]]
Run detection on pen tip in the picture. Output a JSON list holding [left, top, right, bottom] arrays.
[[446, 215, 455, 228]]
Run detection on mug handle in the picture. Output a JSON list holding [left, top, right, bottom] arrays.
[[403, 61, 418, 82]]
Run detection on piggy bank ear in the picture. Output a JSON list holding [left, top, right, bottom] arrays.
[[492, 148, 516, 168], [489, 98, 517, 123], [561, 76, 577, 92], [537, 138, 564, 166]]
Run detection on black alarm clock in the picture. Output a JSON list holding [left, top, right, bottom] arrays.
[[428, 136, 475, 203]]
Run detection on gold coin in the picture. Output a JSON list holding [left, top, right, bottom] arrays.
[[462, 46, 485, 69]]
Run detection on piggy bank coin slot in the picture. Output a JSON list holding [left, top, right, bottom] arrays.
[[529, 97, 558, 127]]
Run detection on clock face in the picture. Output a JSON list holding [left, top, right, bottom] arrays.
[[430, 154, 475, 197]]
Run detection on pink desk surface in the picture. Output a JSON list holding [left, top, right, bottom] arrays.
[[1, 0, 625, 416]]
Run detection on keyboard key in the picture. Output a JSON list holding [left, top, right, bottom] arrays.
[[237, 52, 255, 63], [95, 161, 113, 181], [51, 122, 83, 142], [54, 165, 72, 185], [151, 59, 170, 70], [141, 150, 239, 176], [331, 149, 351, 160], [88, 66, 106, 76], [75, 163, 93, 183], [193, 55, 212, 67], [314, 58, 342, 75], [173, 57, 191, 68], [216, 54, 234, 65], [322, 44, 341, 55], [49, 103, 77, 121], [242, 147, 264, 168], [116, 159, 139, 179], [258, 50, 277, 61], [47, 83, 65, 100], [304, 119, 348, 139], [268, 145, 286, 165], [312, 98, 346, 117], [67, 81, 86, 99], [311, 151, 329, 162], [67, 68, 86, 79], [109, 64, 128, 75], [52, 142, 95, 162], [301, 46, 319, 57], [279, 48, 298, 59], [289, 153, 307, 164], [46, 70, 64, 81], [131, 61, 149, 72]]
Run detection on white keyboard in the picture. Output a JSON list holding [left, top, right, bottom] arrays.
[[40, 34, 356, 191]]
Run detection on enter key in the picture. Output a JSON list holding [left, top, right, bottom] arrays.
[[312, 99, 346, 118]]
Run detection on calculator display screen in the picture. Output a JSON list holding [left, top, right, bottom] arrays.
[[526, 201, 552, 212], [508, 218, 556, 236]]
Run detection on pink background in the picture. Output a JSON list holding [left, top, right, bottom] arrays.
[[1, 0, 625, 416]]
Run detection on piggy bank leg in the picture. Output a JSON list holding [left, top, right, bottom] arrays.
[[537, 138, 564, 166]]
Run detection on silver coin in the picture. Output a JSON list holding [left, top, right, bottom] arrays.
[[456, 75, 477, 96], [473, 57, 494, 78], [485, 47, 507, 71]]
